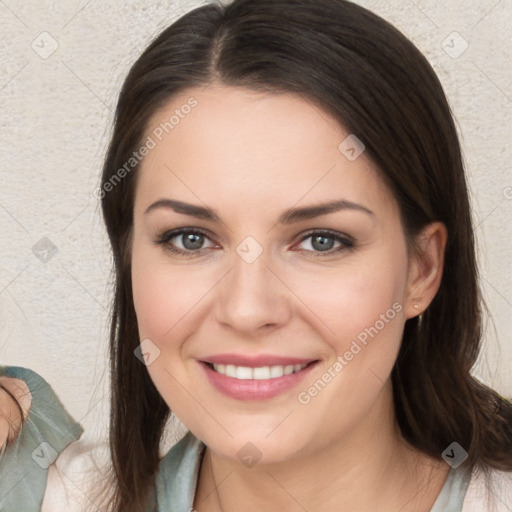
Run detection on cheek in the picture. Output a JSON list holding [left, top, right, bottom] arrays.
[[130, 243, 208, 414], [285, 256, 407, 346], [131, 243, 208, 341], [285, 244, 408, 404], [132, 268, 189, 341]]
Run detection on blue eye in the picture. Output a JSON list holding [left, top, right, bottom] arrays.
[[154, 228, 355, 258], [295, 230, 355, 257], [154, 228, 215, 257]]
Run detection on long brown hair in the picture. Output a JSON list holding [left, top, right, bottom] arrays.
[[98, 0, 512, 509]]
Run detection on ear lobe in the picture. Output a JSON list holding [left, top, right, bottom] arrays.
[[405, 222, 447, 320]]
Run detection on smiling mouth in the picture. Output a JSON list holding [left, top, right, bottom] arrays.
[[203, 361, 318, 380]]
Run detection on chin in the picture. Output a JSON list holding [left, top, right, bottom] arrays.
[[192, 421, 316, 467]]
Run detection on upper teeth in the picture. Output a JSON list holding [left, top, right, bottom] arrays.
[[212, 363, 308, 380]]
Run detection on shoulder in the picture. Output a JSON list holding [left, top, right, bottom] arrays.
[[463, 467, 512, 512]]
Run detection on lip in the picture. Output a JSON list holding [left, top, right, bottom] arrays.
[[200, 353, 317, 367], [198, 358, 319, 401]]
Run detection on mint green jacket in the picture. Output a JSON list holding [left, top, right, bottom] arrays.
[[0, 366, 83, 510]]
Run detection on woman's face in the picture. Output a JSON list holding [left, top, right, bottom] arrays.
[[131, 84, 419, 464]]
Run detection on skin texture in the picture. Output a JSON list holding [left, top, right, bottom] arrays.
[[131, 85, 449, 511], [0, 377, 31, 447]]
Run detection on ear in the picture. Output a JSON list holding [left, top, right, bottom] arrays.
[[404, 222, 448, 320]]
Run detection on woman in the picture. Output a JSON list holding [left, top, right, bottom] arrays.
[[1, 0, 511, 510]]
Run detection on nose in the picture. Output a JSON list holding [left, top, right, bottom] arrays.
[[214, 246, 293, 336]]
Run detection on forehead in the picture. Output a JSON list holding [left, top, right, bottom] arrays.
[[135, 85, 397, 223]]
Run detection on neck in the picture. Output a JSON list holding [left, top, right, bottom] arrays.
[[193, 383, 449, 512]]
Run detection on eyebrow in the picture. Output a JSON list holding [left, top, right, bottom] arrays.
[[144, 198, 374, 223]]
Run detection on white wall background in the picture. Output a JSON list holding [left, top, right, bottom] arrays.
[[0, 0, 511, 441]]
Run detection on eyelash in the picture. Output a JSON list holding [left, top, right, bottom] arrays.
[[153, 228, 356, 259]]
